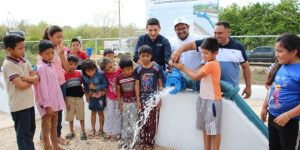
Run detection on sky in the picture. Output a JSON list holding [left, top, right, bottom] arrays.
[[0, 0, 280, 28]]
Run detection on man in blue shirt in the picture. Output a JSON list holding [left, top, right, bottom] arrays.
[[133, 18, 172, 71], [170, 21, 252, 98]]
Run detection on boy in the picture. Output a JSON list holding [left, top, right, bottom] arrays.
[[64, 55, 87, 140], [174, 37, 222, 150], [69, 38, 88, 70], [116, 58, 138, 148], [103, 48, 117, 66], [2, 34, 39, 150], [134, 45, 163, 150], [35, 40, 65, 150]]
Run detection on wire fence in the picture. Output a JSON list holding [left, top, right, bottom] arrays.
[[0, 35, 282, 85]]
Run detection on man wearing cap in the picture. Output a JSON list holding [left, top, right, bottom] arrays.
[[169, 17, 202, 91], [133, 18, 172, 71], [170, 17, 202, 71], [171, 21, 252, 98]]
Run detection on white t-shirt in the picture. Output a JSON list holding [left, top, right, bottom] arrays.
[[170, 34, 202, 70]]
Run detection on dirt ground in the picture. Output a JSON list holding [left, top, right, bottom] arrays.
[[0, 99, 264, 150]]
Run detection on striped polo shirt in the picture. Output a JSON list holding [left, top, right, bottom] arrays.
[[196, 38, 248, 86]]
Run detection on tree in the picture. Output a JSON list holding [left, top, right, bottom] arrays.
[[219, 0, 300, 50]]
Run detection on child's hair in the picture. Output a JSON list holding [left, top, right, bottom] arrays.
[[265, 33, 300, 87], [99, 58, 112, 70], [71, 38, 81, 45], [103, 48, 114, 56], [81, 59, 97, 76], [138, 45, 153, 56], [200, 37, 219, 52], [43, 25, 63, 40], [146, 18, 160, 28], [67, 54, 79, 63], [3, 34, 25, 49], [265, 63, 281, 87], [119, 58, 133, 69], [38, 40, 55, 53], [276, 33, 300, 57]]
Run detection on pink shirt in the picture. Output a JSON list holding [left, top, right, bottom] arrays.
[[34, 61, 65, 117], [38, 48, 66, 85], [104, 67, 122, 100]]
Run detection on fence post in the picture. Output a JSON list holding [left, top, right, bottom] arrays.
[[95, 39, 98, 63]]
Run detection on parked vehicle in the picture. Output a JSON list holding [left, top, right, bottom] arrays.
[[248, 46, 275, 62]]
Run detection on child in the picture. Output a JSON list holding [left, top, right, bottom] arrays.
[[64, 55, 87, 140], [81, 59, 107, 138], [174, 37, 222, 150], [103, 48, 118, 66], [134, 45, 163, 150], [116, 58, 138, 148], [42, 25, 71, 145], [34, 40, 65, 150], [69, 38, 88, 70], [99, 58, 122, 140], [2, 34, 39, 150], [260, 33, 300, 150]]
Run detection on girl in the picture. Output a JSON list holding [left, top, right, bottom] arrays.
[[35, 40, 65, 150], [260, 33, 300, 150], [99, 58, 122, 140], [81, 59, 107, 138], [41, 25, 71, 145]]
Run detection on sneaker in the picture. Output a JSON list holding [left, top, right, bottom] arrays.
[[80, 132, 87, 140]]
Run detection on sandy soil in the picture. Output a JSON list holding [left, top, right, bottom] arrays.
[[0, 99, 263, 150]]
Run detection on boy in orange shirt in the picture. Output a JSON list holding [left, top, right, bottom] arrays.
[[174, 37, 222, 150]]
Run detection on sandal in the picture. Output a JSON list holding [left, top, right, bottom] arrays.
[[118, 140, 126, 148], [111, 134, 121, 141], [80, 132, 87, 140], [104, 134, 112, 141], [88, 130, 96, 139], [95, 132, 101, 139], [65, 132, 76, 140]]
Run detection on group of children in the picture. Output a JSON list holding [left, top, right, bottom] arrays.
[[2, 25, 165, 150], [2, 23, 300, 150]]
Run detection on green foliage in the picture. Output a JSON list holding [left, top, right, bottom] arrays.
[[220, 0, 300, 50]]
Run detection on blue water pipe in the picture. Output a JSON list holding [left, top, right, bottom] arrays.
[[165, 70, 268, 138], [220, 80, 268, 138], [165, 68, 187, 94]]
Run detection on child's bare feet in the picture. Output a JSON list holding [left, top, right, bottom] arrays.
[[58, 137, 70, 145]]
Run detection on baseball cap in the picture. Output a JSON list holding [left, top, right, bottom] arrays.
[[173, 17, 189, 27]]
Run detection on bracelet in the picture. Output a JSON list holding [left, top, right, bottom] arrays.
[[284, 113, 290, 120]]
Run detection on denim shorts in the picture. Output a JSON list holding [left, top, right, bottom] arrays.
[[89, 96, 106, 111]]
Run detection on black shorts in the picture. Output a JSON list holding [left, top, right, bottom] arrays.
[[89, 96, 106, 111]]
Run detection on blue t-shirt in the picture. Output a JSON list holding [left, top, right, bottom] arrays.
[[268, 63, 300, 120], [195, 38, 248, 86], [134, 63, 162, 102]]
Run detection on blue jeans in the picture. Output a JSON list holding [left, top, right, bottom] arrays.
[[57, 83, 67, 137], [11, 107, 35, 150]]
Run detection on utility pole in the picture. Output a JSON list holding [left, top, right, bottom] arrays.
[[118, 0, 122, 49]]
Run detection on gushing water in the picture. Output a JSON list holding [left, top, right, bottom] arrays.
[[120, 87, 175, 149]]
